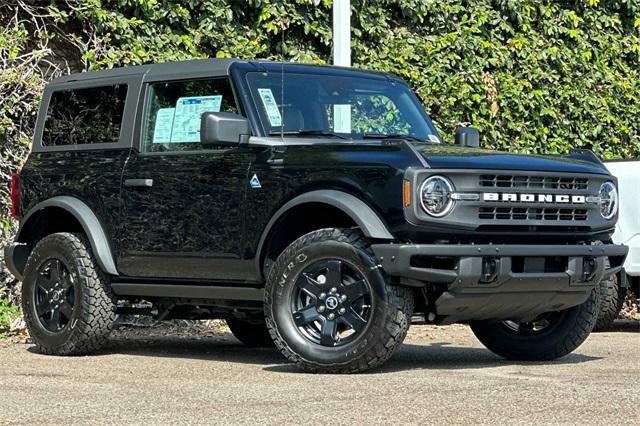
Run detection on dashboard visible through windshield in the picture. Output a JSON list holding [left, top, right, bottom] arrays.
[[245, 71, 441, 143]]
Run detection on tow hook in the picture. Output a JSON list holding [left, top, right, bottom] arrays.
[[582, 257, 597, 282], [480, 256, 500, 283]]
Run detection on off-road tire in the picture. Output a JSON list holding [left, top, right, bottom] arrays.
[[227, 319, 274, 347], [22, 232, 116, 355], [470, 287, 600, 361], [594, 259, 626, 331], [264, 228, 413, 374]]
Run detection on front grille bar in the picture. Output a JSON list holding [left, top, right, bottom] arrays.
[[479, 174, 589, 190], [478, 207, 588, 221]]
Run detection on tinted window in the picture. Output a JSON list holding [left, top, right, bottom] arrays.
[[42, 84, 128, 146], [142, 78, 238, 152], [246, 72, 440, 142]]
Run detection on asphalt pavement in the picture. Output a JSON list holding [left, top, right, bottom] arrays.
[[1, 322, 638, 425]]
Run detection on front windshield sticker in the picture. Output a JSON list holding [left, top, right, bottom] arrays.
[[257, 88, 282, 127], [333, 104, 352, 133], [169, 95, 222, 143], [152, 108, 175, 144], [427, 134, 440, 143]]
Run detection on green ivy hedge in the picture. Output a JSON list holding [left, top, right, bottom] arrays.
[[59, 0, 640, 157], [1, 0, 640, 226]]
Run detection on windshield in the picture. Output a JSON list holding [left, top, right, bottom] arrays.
[[246, 71, 441, 142]]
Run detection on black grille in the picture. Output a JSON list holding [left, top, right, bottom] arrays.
[[479, 175, 588, 190], [478, 207, 588, 221]]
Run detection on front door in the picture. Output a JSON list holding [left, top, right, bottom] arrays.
[[118, 77, 253, 280]]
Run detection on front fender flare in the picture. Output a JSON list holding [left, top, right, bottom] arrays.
[[17, 196, 118, 276], [255, 189, 395, 276]]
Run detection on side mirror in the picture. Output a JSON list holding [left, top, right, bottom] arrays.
[[200, 112, 251, 146], [455, 126, 480, 148]]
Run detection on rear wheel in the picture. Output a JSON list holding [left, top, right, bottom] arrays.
[[265, 228, 413, 374], [470, 287, 599, 361], [21, 233, 116, 355], [227, 319, 273, 347]]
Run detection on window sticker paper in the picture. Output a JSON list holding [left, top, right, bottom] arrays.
[[169, 95, 222, 143], [152, 108, 175, 144], [333, 104, 352, 133], [257, 88, 282, 127]]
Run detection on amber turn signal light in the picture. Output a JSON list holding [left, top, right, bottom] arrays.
[[403, 179, 411, 207]]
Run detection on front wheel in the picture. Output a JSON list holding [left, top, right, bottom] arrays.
[[265, 228, 413, 373], [470, 287, 600, 361]]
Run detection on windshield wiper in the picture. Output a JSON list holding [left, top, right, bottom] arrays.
[[269, 130, 349, 140], [362, 133, 427, 143]]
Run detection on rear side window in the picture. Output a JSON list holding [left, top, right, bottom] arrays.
[[42, 84, 128, 146]]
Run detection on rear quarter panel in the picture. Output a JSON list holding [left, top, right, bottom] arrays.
[[19, 149, 130, 255]]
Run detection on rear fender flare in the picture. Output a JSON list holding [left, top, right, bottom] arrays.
[[17, 196, 118, 275]]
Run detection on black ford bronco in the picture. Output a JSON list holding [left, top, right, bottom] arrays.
[[4, 59, 628, 373]]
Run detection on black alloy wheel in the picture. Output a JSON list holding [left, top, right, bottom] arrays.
[[265, 228, 414, 373], [290, 259, 373, 347], [470, 287, 600, 361], [34, 259, 76, 333], [501, 312, 564, 335], [22, 232, 116, 355]]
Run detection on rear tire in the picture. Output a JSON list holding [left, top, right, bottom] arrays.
[[265, 228, 413, 374], [227, 319, 273, 347], [594, 261, 625, 331], [21, 232, 116, 355], [470, 287, 599, 361]]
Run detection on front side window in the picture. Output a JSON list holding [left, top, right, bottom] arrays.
[[246, 72, 440, 142], [142, 78, 238, 152], [42, 84, 128, 146]]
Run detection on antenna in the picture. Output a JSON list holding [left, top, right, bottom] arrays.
[[280, 19, 285, 139]]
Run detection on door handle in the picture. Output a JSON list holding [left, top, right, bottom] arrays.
[[124, 178, 153, 188]]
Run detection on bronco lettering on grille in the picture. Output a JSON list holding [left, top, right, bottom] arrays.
[[483, 193, 587, 204]]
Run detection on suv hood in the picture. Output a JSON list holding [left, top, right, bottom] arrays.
[[415, 144, 609, 175]]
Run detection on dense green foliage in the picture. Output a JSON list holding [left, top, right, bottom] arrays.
[[0, 297, 21, 338], [1, 0, 639, 228]]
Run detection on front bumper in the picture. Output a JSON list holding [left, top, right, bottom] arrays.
[[372, 243, 628, 323]]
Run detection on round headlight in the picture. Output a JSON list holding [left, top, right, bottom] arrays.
[[599, 181, 618, 220], [420, 176, 455, 217]]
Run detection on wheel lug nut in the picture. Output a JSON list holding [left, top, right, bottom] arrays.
[[318, 306, 325, 313], [327, 313, 335, 320], [319, 292, 326, 300], [338, 308, 346, 315], [330, 287, 337, 294], [340, 295, 347, 302]]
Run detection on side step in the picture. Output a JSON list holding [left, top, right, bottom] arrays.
[[110, 283, 264, 301]]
